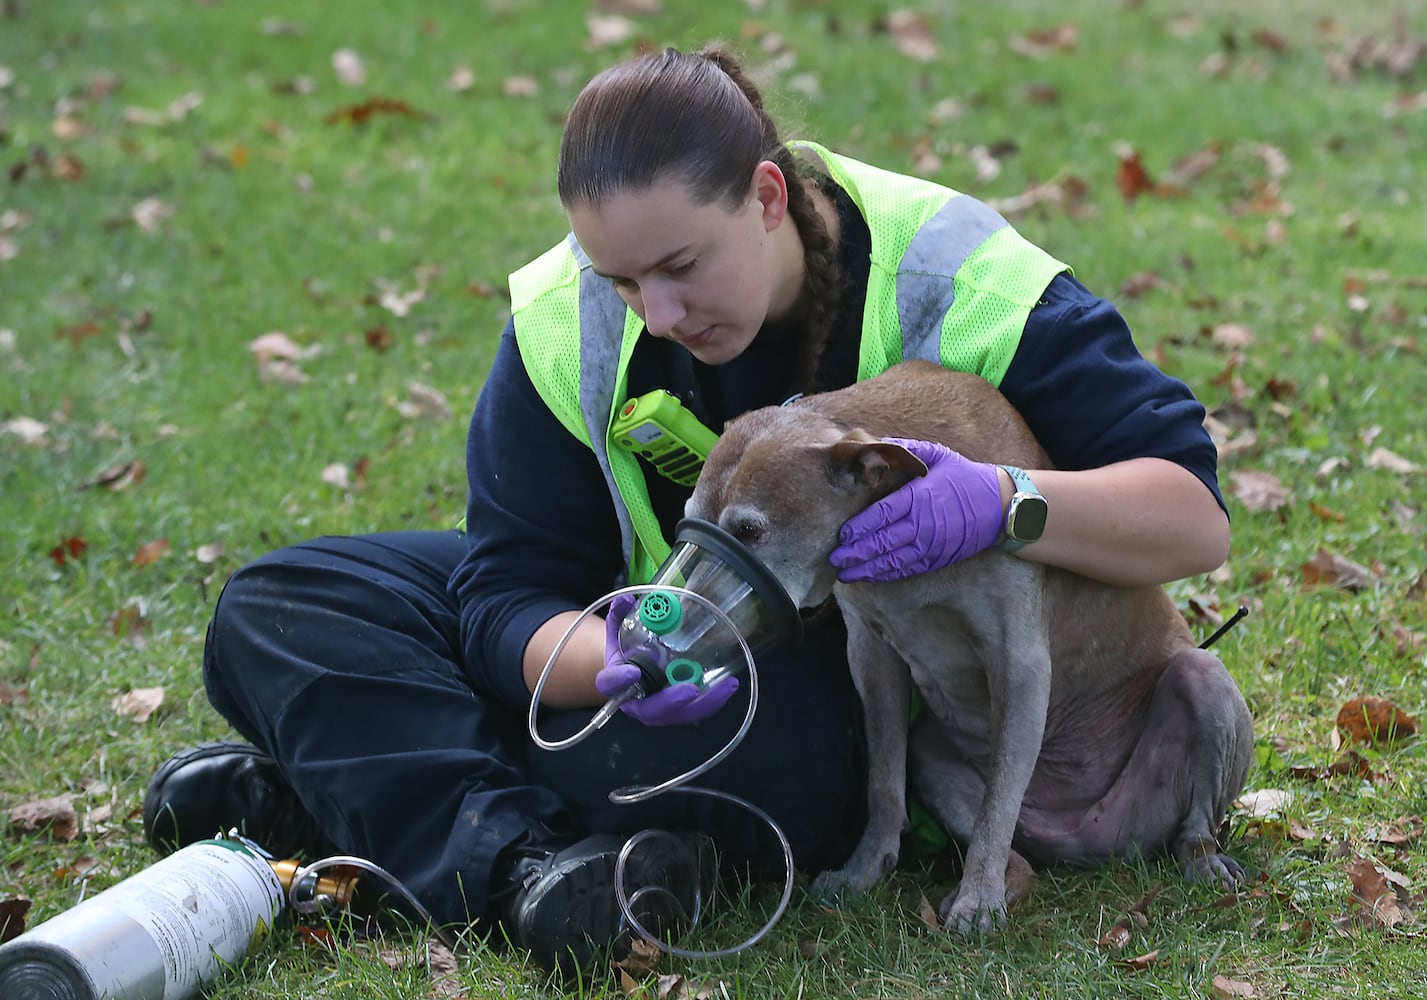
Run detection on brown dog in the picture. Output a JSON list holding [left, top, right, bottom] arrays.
[[686, 359, 1253, 933]]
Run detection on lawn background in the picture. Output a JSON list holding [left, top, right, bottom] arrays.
[[2, 0, 1425, 997]]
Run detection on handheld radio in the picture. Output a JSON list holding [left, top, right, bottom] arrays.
[[611, 390, 719, 487]]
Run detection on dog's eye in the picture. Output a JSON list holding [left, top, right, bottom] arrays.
[[730, 519, 766, 546]]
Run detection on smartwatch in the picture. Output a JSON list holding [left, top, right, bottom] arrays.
[[995, 465, 1048, 553]]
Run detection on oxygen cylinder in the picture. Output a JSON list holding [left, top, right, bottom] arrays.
[[0, 838, 285, 1000]]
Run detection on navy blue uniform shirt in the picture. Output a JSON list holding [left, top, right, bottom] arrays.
[[450, 188, 1224, 709]]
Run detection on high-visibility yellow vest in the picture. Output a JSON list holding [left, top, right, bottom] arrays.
[[510, 143, 1068, 584]]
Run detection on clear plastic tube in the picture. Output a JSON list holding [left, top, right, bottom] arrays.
[[526, 586, 795, 959]]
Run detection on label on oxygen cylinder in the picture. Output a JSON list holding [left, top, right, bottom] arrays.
[[0, 839, 285, 1000]]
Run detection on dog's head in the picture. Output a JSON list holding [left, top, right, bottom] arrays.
[[686, 403, 927, 608]]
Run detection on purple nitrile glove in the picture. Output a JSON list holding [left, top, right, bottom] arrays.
[[829, 437, 1004, 582], [594, 593, 740, 727]]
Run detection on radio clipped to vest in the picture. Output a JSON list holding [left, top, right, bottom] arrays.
[[611, 390, 719, 487]]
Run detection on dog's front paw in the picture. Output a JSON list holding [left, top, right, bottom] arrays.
[[810, 841, 899, 905], [939, 887, 1009, 936], [810, 868, 862, 905]]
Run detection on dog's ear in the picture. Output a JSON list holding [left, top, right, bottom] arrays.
[[826, 432, 929, 493]]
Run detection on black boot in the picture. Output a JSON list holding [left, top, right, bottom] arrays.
[[142, 741, 332, 859], [497, 830, 717, 976]]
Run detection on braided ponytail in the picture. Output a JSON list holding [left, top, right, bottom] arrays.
[[697, 50, 841, 392], [559, 46, 842, 392]]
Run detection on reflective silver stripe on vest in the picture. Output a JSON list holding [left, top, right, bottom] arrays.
[[570, 234, 639, 576], [897, 195, 1010, 361]]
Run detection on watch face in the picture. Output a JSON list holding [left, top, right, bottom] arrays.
[[1008, 495, 1048, 542]]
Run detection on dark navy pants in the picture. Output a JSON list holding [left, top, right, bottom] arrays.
[[202, 531, 868, 928]]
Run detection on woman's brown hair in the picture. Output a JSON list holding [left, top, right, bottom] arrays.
[[558, 46, 841, 392]]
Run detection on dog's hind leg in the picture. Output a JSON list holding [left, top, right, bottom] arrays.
[[1163, 648, 1255, 885], [1017, 647, 1253, 885], [810, 611, 912, 902]]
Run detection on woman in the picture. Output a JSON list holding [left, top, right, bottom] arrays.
[[142, 45, 1229, 976]]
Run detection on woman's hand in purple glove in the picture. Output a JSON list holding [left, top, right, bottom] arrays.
[[593, 593, 740, 726], [829, 438, 1004, 582]]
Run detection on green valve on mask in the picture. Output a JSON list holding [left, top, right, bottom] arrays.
[[638, 590, 683, 635], [665, 658, 704, 687]]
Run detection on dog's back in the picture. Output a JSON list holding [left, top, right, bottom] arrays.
[[791, 359, 1048, 470], [693, 359, 1194, 708]]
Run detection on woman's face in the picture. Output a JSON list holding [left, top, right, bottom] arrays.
[[566, 162, 801, 366]]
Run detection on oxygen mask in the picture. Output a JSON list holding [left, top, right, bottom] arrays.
[[614, 518, 803, 695]]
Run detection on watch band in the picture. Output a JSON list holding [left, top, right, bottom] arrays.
[[995, 465, 1044, 553]]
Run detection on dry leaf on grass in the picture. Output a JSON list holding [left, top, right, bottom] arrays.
[[395, 382, 452, 422], [1114, 948, 1160, 971], [1336, 696, 1417, 745], [917, 891, 941, 931], [1212, 974, 1256, 998], [113, 686, 165, 723], [1, 898, 32, 943], [613, 935, 662, 979], [8, 796, 79, 841], [332, 48, 366, 86], [1229, 470, 1289, 512], [0, 416, 48, 445], [888, 9, 939, 62], [1366, 446, 1419, 474], [1234, 788, 1292, 816], [77, 458, 146, 492], [586, 14, 635, 49], [1301, 548, 1374, 592], [1366, 816, 1424, 845], [132, 538, 171, 568], [1345, 857, 1410, 930]]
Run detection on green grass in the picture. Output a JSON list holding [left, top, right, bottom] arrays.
[[3, 0, 1425, 996]]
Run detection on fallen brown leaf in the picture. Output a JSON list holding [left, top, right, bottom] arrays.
[[1345, 857, 1408, 930], [1288, 751, 1378, 783], [1114, 949, 1160, 971], [248, 331, 320, 362], [1115, 146, 1156, 202], [77, 458, 146, 492], [49, 536, 88, 566], [1, 898, 31, 943], [585, 13, 635, 49], [1367, 816, 1424, 846], [612, 935, 662, 978], [0, 416, 48, 445], [1212, 974, 1256, 998], [113, 686, 165, 723], [331, 48, 366, 86], [1098, 920, 1131, 949], [1366, 446, 1419, 474], [323, 96, 432, 126], [1336, 696, 1417, 745], [109, 602, 152, 642], [9, 796, 79, 842], [888, 9, 938, 62], [132, 538, 171, 568], [1229, 470, 1288, 512], [1301, 548, 1374, 592], [917, 892, 941, 931]]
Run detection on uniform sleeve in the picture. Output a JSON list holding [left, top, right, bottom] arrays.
[[1000, 273, 1227, 514], [448, 321, 625, 709]]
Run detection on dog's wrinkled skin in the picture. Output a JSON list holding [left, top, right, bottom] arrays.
[[686, 360, 1254, 934]]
